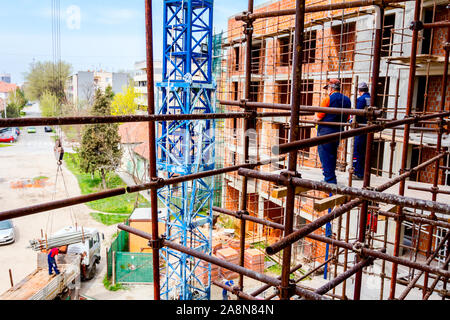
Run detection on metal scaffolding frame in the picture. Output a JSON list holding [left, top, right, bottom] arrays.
[[0, 0, 449, 300]]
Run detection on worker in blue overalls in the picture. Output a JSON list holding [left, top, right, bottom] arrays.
[[222, 279, 234, 300], [315, 79, 351, 185], [352, 82, 371, 181], [48, 247, 60, 276]]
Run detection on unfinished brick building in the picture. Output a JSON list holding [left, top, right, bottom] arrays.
[[216, 0, 450, 275]]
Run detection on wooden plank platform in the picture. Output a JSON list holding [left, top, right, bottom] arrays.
[[0, 266, 67, 300], [313, 194, 347, 212], [271, 186, 311, 199]]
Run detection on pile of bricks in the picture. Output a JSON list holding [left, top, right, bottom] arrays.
[[196, 257, 220, 285], [244, 248, 265, 273], [216, 247, 239, 279]]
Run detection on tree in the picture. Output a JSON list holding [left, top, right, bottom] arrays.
[[39, 91, 60, 117], [24, 60, 72, 102], [2, 103, 20, 118], [8, 88, 28, 110], [110, 81, 141, 116], [79, 86, 122, 189]]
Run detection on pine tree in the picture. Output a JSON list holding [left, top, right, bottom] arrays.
[[79, 87, 122, 189]]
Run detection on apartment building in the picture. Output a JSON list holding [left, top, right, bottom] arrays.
[[218, 0, 450, 265], [65, 70, 129, 106], [0, 74, 11, 84], [133, 60, 163, 110]]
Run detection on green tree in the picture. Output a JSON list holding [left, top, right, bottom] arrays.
[[8, 88, 28, 110], [110, 81, 141, 116], [39, 91, 60, 117], [2, 103, 20, 118], [24, 60, 72, 102], [79, 87, 122, 189]]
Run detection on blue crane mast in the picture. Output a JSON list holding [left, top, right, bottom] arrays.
[[156, 0, 216, 300]]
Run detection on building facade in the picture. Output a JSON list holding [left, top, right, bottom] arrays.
[[65, 71, 129, 106], [218, 0, 450, 267], [133, 60, 163, 111]]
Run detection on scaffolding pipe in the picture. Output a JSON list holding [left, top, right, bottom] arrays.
[[212, 204, 450, 278], [144, 0, 160, 300], [0, 112, 293, 128], [0, 157, 283, 222], [278, 0, 306, 300], [237, 0, 255, 293], [314, 256, 377, 295], [235, 0, 413, 21], [354, 3, 383, 300], [117, 224, 327, 300], [273, 112, 450, 154]]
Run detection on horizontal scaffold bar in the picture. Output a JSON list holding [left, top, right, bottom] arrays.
[[0, 112, 291, 128]]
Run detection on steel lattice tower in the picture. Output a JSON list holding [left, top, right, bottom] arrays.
[[156, 0, 215, 300]]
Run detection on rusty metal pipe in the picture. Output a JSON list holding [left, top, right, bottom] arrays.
[[389, 0, 423, 299], [212, 280, 261, 300], [236, 0, 255, 292], [398, 232, 450, 300], [144, 0, 161, 300], [0, 112, 293, 128], [274, 112, 450, 155], [213, 205, 450, 278], [279, 0, 306, 300], [0, 158, 283, 222], [423, 21, 450, 29], [408, 185, 450, 196], [354, 4, 383, 300], [238, 168, 450, 219], [378, 210, 450, 229], [248, 263, 303, 297], [235, 0, 412, 21], [219, 99, 380, 117], [422, 19, 450, 298], [315, 256, 377, 295], [117, 224, 326, 300]]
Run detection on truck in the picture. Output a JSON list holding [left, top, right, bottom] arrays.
[[0, 226, 103, 300]]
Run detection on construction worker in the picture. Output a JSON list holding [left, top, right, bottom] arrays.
[[48, 247, 60, 276], [222, 279, 234, 300], [315, 79, 351, 184], [352, 82, 371, 180]]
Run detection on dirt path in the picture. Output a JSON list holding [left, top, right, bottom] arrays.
[[0, 104, 151, 299]]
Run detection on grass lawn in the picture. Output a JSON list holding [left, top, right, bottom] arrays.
[[64, 152, 150, 214], [90, 212, 129, 226], [0, 144, 12, 148]]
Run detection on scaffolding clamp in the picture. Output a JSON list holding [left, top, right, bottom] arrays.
[[352, 241, 365, 257], [237, 210, 249, 219], [409, 20, 424, 31], [148, 235, 165, 250], [278, 280, 296, 299], [150, 177, 165, 188], [366, 106, 380, 122], [444, 42, 450, 52], [239, 11, 253, 24]]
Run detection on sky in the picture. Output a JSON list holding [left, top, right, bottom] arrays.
[[0, 0, 267, 85]]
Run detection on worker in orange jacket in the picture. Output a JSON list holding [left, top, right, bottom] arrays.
[[314, 79, 351, 184]]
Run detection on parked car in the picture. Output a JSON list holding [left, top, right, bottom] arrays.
[[0, 128, 17, 143], [0, 135, 15, 143], [44, 126, 53, 132], [0, 220, 15, 245], [27, 127, 36, 133]]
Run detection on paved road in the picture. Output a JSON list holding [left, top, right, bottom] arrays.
[[0, 103, 133, 298]]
